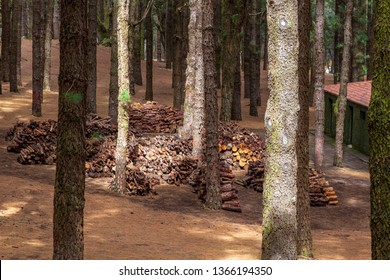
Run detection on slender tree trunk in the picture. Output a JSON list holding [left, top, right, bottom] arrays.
[[334, 0, 353, 167], [53, 0, 88, 260], [10, 0, 20, 93], [333, 0, 342, 84], [173, 0, 184, 109], [32, 0, 46, 117], [220, 0, 245, 122], [17, 0, 22, 86], [53, 0, 61, 39], [165, 0, 174, 69], [133, 0, 142, 86], [2, 0, 11, 82], [111, 0, 131, 193], [180, 0, 205, 160], [351, 0, 365, 82], [22, 0, 30, 38], [243, 9, 251, 100], [313, 0, 325, 173], [369, 0, 390, 260], [249, 0, 261, 116], [231, 53, 242, 120], [87, 0, 97, 113], [44, 0, 54, 91], [203, 0, 221, 210], [262, 0, 299, 260], [297, 0, 313, 259], [366, 0, 374, 80], [213, 0, 221, 89], [156, 30, 162, 62], [145, 4, 153, 101], [108, 2, 118, 124], [263, 14, 268, 71], [180, 3, 189, 106]]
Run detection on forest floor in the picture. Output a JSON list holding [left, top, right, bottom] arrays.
[[0, 40, 370, 259]]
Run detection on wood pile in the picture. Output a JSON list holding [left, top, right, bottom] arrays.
[[189, 162, 241, 212], [128, 101, 183, 134], [236, 161, 338, 207]]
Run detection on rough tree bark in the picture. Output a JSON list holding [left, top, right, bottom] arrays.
[[32, 0, 47, 117], [44, 0, 54, 91], [145, 4, 153, 101], [369, 0, 390, 259], [262, 0, 299, 260], [111, 0, 131, 193], [297, 0, 313, 259], [213, 0, 221, 89], [231, 53, 241, 120], [164, 0, 174, 69], [10, 0, 20, 92], [86, 0, 97, 113], [334, 0, 353, 167], [180, 0, 205, 160], [108, 2, 118, 124], [133, 0, 143, 86], [53, 0, 88, 260], [313, 0, 325, 173], [249, 0, 261, 116], [53, 0, 61, 39], [203, 0, 221, 210], [2, 0, 11, 82]]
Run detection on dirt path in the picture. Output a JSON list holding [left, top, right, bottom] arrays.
[[0, 40, 370, 259]]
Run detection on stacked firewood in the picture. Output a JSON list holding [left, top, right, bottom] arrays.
[[128, 101, 183, 134], [189, 162, 241, 212], [218, 122, 264, 169], [237, 161, 338, 207]]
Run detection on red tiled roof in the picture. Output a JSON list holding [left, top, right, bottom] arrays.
[[324, 80, 372, 108]]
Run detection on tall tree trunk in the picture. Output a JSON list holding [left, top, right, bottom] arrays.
[[203, 0, 221, 210], [145, 4, 153, 101], [313, 0, 325, 173], [22, 0, 31, 38], [32, 0, 47, 117], [213, 0, 221, 88], [333, 0, 343, 84], [164, 0, 174, 69], [10, 0, 20, 92], [334, 0, 353, 167], [220, 0, 246, 122], [262, 0, 299, 260], [2, 0, 11, 82], [180, 0, 205, 160], [87, 0, 98, 113], [231, 53, 241, 120], [108, 2, 118, 124], [173, 0, 184, 109], [351, 0, 365, 82], [180, 2, 189, 106], [263, 13, 268, 71], [53, 0, 88, 260], [111, 0, 131, 193], [243, 9, 251, 100], [17, 0, 22, 86], [53, 0, 61, 39], [44, 0, 54, 91], [369, 0, 390, 259], [249, 0, 261, 116], [366, 0, 374, 80], [156, 30, 162, 62], [297, 0, 313, 259], [133, 0, 142, 86]]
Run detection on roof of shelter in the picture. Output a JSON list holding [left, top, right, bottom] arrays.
[[324, 80, 371, 108]]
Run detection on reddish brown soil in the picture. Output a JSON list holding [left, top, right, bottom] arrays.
[[0, 40, 370, 259]]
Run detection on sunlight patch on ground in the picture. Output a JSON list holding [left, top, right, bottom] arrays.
[[23, 239, 46, 247], [0, 202, 27, 217], [88, 208, 121, 219]]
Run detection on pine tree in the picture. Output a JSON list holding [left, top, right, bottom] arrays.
[[145, 3, 153, 101], [262, 0, 299, 260], [369, 0, 390, 260], [109, 1, 118, 124], [10, 0, 20, 93], [2, 0, 11, 82], [334, 0, 353, 167], [87, 0, 98, 113], [53, 0, 88, 260]]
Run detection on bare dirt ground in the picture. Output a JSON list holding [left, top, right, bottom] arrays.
[[0, 40, 370, 259]]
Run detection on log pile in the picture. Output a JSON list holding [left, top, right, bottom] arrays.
[[189, 162, 241, 212], [237, 161, 338, 207]]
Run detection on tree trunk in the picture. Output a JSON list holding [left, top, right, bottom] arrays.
[[334, 0, 353, 167], [156, 30, 162, 62], [32, 0, 47, 117], [145, 4, 153, 101], [180, 3, 189, 106], [173, 0, 184, 109], [262, 0, 299, 260], [180, 0, 205, 160], [44, 0, 54, 92], [243, 9, 251, 100], [313, 0, 325, 173], [213, 0, 222, 89], [350, 0, 365, 82], [297, 0, 313, 259], [53, 0, 88, 260], [53, 0, 61, 39], [164, 0, 174, 69], [111, 0, 131, 193], [366, 0, 374, 80], [333, 0, 343, 84], [17, 0, 22, 86], [203, 0, 221, 210], [133, 0, 142, 86], [263, 13, 268, 71], [10, 0, 20, 92], [87, 0, 98, 113], [108, 3, 118, 124], [231, 53, 242, 120], [369, 0, 390, 260], [2, 0, 11, 82], [22, 0, 32, 39], [220, 0, 246, 122], [249, 0, 261, 116]]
